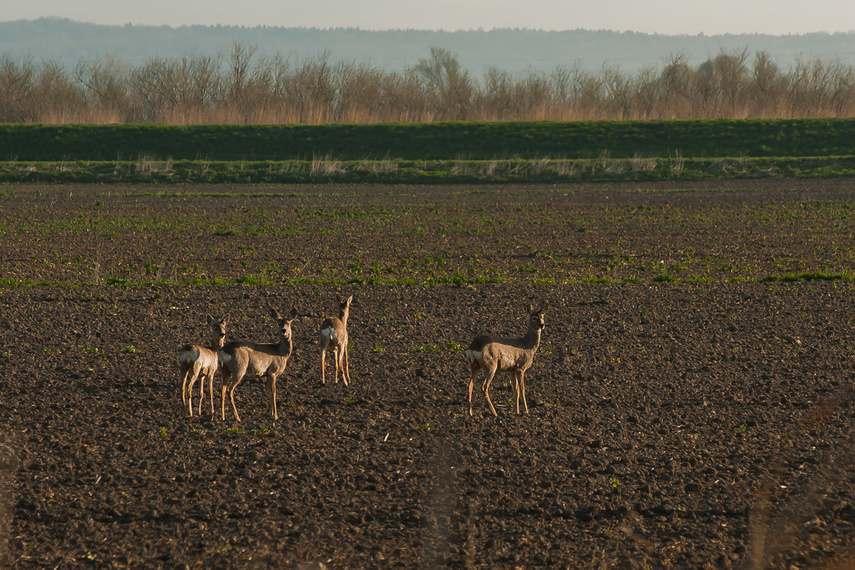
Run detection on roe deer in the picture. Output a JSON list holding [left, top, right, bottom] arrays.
[[219, 307, 298, 422], [178, 315, 228, 417], [465, 304, 546, 417], [319, 294, 353, 386]]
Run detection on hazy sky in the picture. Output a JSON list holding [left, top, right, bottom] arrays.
[[2, 0, 854, 36]]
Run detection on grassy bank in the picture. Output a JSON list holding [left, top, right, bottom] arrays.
[[3, 119, 855, 162], [3, 155, 855, 184], [3, 120, 855, 183]]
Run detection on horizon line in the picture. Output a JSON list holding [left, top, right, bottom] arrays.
[[2, 16, 854, 38]]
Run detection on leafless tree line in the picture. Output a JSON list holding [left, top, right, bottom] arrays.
[[2, 44, 854, 124]]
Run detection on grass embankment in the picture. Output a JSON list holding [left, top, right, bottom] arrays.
[[2, 119, 855, 183]]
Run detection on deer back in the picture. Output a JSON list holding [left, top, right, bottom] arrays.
[[482, 339, 537, 371], [468, 332, 535, 353], [179, 314, 228, 368], [320, 294, 352, 346], [220, 307, 296, 378], [179, 343, 219, 371], [467, 303, 545, 370], [222, 339, 284, 374], [320, 316, 347, 345]]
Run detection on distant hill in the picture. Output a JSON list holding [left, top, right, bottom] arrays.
[[2, 18, 855, 74]]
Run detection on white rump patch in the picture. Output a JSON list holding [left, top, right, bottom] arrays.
[[218, 352, 232, 366], [321, 327, 337, 342], [178, 347, 200, 364], [464, 349, 483, 364]]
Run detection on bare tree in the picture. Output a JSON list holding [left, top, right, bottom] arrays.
[[750, 51, 787, 117], [415, 47, 474, 120], [73, 57, 131, 122], [660, 53, 694, 119], [2, 45, 855, 124], [0, 56, 35, 122]]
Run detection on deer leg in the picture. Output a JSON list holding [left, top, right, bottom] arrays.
[[198, 368, 213, 416], [467, 359, 482, 416], [318, 331, 333, 386], [273, 376, 279, 420], [510, 371, 520, 415], [181, 365, 190, 408], [186, 367, 201, 417], [518, 370, 528, 414], [268, 375, 278, 420], [229, 383, 242, 423], [220, 368, 232, 421], [480, 363, 492, 392], [342, 344, 350, 386], [221, 384, 227, 421], [229, 370, 247, 422], [197, 372, 205, 416], [504, 372, 515, 394], [207, 371, 215, 416], [482, 366, 499, 417], [333, 346, 340, 384], [468, 369, 479, 416]]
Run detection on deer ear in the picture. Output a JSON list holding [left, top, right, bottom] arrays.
[[345, 295, 353, 305], [269, 307, 282, 320], [290, 306, 298, 320], [539, 303, 548, 314], [206, 314, 216, 324], [222, 314, 230, 325], [526, 303, 534, 314], [337, 293, 343, 303]]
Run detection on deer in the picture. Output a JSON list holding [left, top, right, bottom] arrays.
[[178, 314, 229, 417], [319, 294, 353, 386], [465, 304, 546, 417], [219, 307, 298, 422]]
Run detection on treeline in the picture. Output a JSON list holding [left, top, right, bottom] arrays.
[[2, 44, 855, 124]]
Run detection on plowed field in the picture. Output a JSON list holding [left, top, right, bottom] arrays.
[[2, 180, 855, 568]]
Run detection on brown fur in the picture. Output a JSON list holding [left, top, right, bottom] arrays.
[[219, 307, 297, 422], [178, 315, 228, 417], [319, 294, 353, 386], [465, 304, 546, 417]]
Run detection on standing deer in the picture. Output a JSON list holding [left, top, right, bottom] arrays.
[[465, 304, 546, 417], [319, 294, 353, 386], [219, 307, 298, 422], [178, 315, 228, 417]]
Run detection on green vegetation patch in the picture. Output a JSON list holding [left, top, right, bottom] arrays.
[[3, 119, 855, 162], [3, 155, 855, 185], [761, 271, 854, 283]]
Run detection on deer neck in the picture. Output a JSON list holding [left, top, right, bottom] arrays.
[[522, 326, 542, 351], [211, 336, 226, 353], [276, 335, 293, 358]]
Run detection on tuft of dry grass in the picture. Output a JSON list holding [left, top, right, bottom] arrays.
[[310, 155, 344, 178]]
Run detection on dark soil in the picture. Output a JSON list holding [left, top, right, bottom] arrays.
[[2, 180, 855, 568]]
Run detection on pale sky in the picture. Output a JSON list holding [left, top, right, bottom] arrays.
[[2, 0, 855, 35]]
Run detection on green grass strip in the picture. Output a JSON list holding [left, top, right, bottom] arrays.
[[3, 119, 855, 162], [761, 271, 854, 283]]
